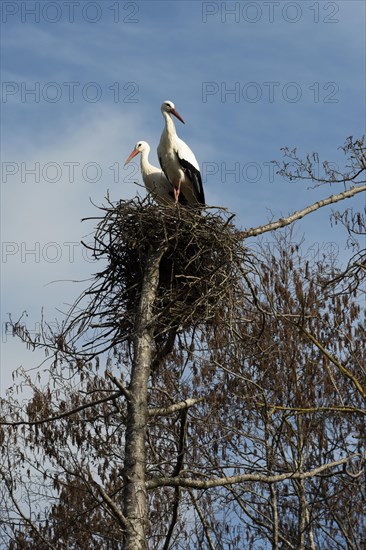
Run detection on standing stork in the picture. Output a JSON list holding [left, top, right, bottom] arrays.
[[124, 141, 188, 206], [157, 100, 205, 206]]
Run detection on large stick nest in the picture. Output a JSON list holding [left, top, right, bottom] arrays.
[[65, 197, 249, 357]]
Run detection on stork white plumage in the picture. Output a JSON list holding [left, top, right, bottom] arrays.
[[157, 101, 205, 206], [124, 141, 189, 206]]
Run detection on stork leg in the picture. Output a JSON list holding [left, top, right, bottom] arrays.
[[174, 180, 182, 204]]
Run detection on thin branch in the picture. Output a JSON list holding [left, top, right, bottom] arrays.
[[147, 455, 358, 490], [91, 478, 130, 531], [148, 397, 203, 417], [227, 485, 295, 549], [105, 370, 131, 400], [241, 185, 366, 238], [300, 327, 366, 400], [162, 410, 188, 550], [188, 489, 216, 550], [0, 465, 59, 550], [255, 403, 366, 416], [0, 391, 122, 427]]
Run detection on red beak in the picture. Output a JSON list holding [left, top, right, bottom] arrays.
[[171, 108, 185, 124], [124, 148, 139, 165]]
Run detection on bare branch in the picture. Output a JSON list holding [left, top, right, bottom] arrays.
[[255, 403, 366, 416], [0, 391, 122, 427], [148, 397, 203, 417], [147, 455, 359, 490], [91, 478, 129, 531], [188, 489, 216, 550], [241, 185, 366, 238], [105, 370, 131, 400], [300, 327, 366, 400], [0, 464, 59, 550]]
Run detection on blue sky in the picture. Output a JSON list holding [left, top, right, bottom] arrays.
[[1, 0, 365, 394]]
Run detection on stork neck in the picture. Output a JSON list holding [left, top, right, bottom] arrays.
[[140, 149, 149, 169], [140, 149, 152, 175], [140, 148, 149, 164], [164, 112, 177, 137]]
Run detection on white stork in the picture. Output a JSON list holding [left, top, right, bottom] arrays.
[[157, 100, 205, 206], [124, 141, 189, 206]]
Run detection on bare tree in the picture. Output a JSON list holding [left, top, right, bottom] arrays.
[[0, 136, 365, 549]]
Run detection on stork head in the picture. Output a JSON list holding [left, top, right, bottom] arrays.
[[161, 100, 185, 124], [124, 141, 150, 165]]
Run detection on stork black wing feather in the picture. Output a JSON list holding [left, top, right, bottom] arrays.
[[178, 157, 205, 206]]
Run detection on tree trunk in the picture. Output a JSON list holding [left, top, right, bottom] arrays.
[[122, 245, 166, 550]]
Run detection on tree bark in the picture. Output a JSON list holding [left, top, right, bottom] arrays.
[[122, 244, 166, 550]]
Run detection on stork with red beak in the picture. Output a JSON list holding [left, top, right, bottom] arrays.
[[124, 140, 188, 206], [157, 101, 205, 206]]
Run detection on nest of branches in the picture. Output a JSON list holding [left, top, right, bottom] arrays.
[[63, 197, 249, 357]]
